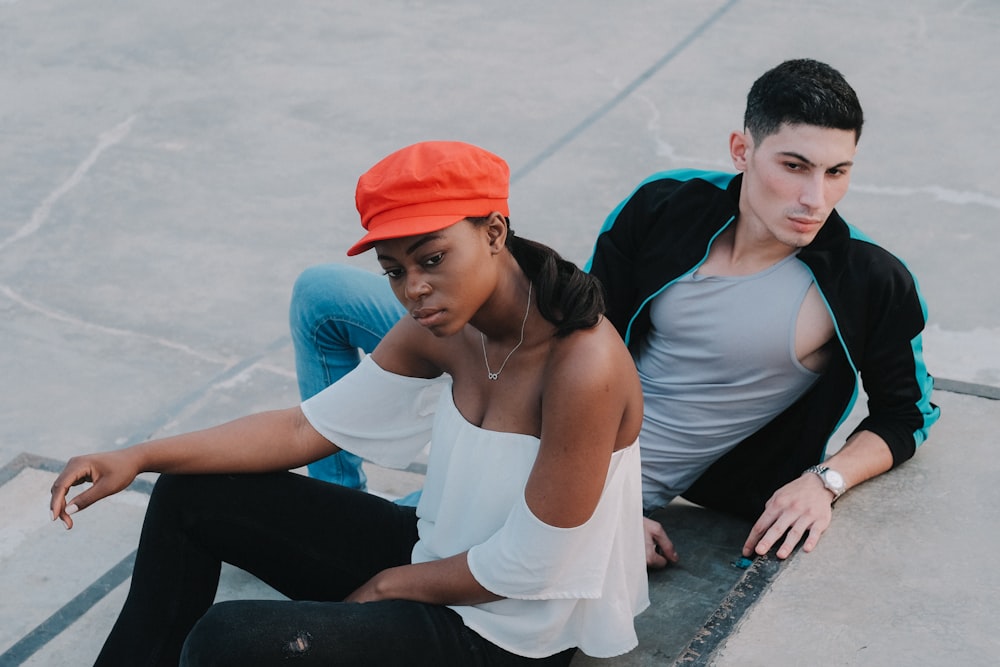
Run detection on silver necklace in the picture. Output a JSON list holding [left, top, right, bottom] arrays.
[[480, 282, 532, 381]]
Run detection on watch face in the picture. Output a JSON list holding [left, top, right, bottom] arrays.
[[824, 469, 846, 492]]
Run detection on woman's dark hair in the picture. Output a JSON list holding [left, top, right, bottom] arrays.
[[468, 217, 604, 337]]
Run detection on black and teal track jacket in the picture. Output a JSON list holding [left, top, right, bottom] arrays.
[[586, 169, 940, 519]]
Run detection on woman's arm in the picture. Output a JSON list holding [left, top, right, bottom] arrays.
[[50, 407, 337, 529], [51, 317, 446, 530], [345, 553, 502, 606], [526, 323, 643, 528]]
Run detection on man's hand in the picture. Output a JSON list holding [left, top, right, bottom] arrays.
[[644, 516, 679, 569], [742, 473, 834, 560], [742, 431, 894, 559]]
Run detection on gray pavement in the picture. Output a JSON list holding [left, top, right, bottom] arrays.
[[2, 1, 999, 665]]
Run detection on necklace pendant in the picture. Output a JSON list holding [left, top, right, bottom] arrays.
[[479, 283, 532, 384]]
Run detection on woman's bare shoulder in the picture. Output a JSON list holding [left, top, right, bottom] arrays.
[[551, 317, 633, 369], [539, 318, 643, 451], [370, 316, 450, 379], [546, 318, 641, 402]]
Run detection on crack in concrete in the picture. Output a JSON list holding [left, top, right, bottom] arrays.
[[0, 283, 235, 366], [0, 116, 136, 254], [852, 183, 1000, 210]]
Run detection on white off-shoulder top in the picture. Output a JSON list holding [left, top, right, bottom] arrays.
[[301, 355, 649, 659]]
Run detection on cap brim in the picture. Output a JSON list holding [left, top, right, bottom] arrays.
[[345, 214, 467, 256]]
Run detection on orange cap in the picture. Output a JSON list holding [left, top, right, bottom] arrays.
[[348, 141, 510, 256]]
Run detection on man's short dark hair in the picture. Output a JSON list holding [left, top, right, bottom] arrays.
[[744, 59, 864, 144]]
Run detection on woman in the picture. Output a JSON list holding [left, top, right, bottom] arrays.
[[49, 141, 648, 666]]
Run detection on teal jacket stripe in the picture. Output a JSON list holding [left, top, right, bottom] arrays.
[[583, 169, 735, 273], [846, 225, 940, 446], [622, 218, 733, 348]]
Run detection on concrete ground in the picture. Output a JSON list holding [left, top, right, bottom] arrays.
[[1, 1, 998, 665]]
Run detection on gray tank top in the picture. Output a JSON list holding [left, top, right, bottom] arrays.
[[635, 253, 820, 511]]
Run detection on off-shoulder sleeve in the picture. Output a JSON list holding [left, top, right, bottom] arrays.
[[300, 355, 448, 469], [466, 442, 642, 600]]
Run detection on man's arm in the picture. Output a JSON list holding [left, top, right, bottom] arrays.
[[742, 429, 892, 559], [742, 240, 939, 559]]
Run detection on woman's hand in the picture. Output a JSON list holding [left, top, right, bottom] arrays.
[[343, 570, 390, 604], [49, 450, 141, 530], [343, 558, 502, 606]]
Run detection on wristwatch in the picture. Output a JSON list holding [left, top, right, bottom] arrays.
[[805, 465, 847, 501]]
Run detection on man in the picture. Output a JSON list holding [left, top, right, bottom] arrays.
[[289, 59, 939, 567]]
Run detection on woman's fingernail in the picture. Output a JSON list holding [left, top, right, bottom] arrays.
[[66, 504, 79, 515]]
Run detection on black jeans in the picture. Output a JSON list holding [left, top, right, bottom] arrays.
[[94, 472, 576, 666]]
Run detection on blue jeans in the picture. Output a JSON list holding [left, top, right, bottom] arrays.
[[289, 264, 408, 492]]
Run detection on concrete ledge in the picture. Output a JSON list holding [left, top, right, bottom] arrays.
[[3, 381, 994, 665]]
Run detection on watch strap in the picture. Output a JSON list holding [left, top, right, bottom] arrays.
[[804, 464, 845, 501]]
